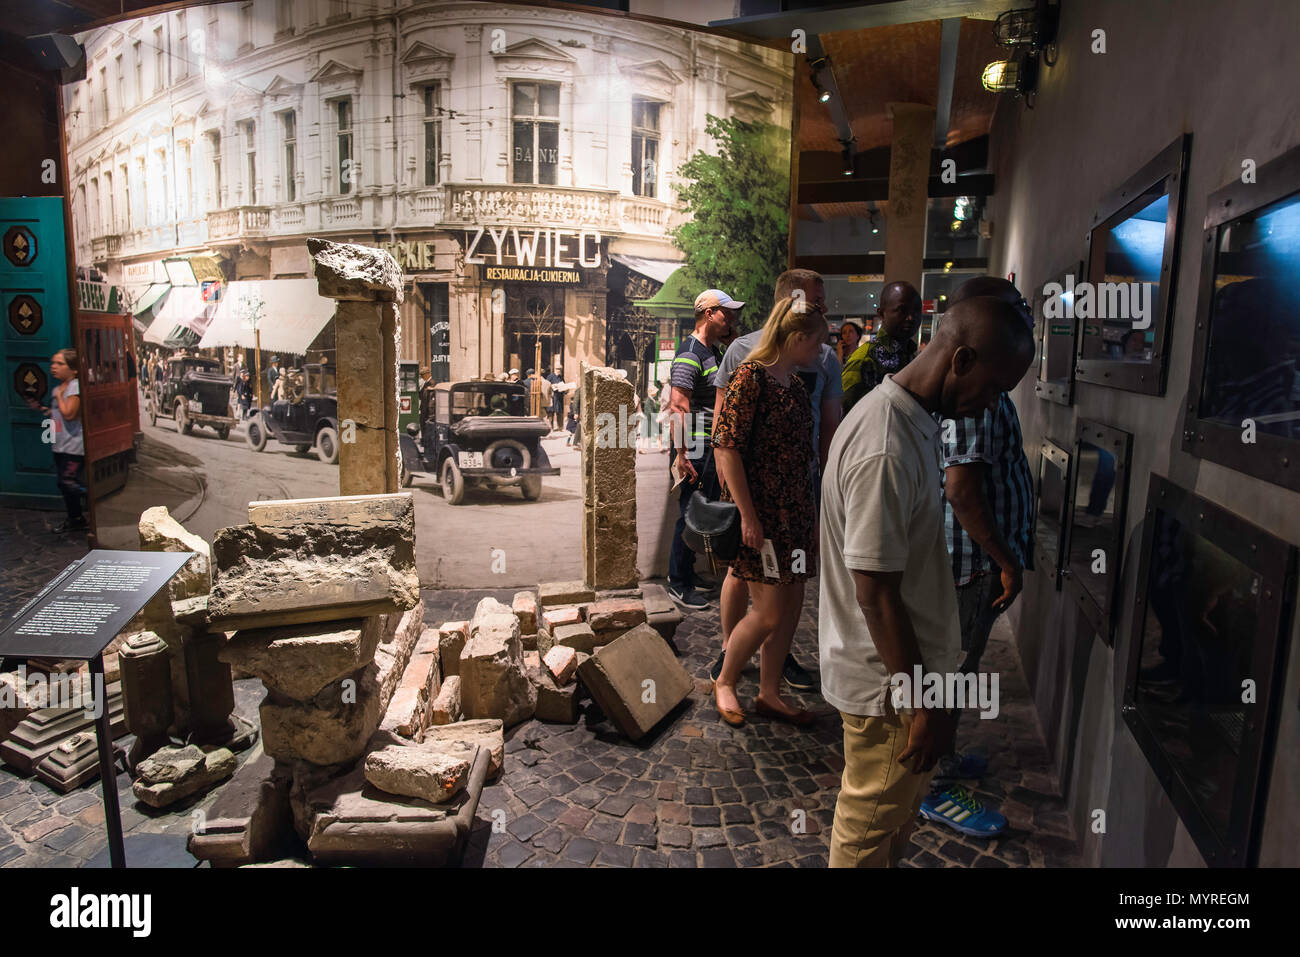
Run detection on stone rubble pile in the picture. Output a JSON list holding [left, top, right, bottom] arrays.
[[190, 493, 496, 868]]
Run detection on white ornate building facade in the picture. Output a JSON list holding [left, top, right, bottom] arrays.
[[64, 0, 793, 380]]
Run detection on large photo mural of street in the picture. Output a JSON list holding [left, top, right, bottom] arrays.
[[62, 0, 795, 585]]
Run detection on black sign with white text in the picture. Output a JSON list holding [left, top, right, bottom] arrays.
[[0, 550, 193, 660]]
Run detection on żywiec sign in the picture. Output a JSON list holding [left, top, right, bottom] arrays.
[[465, 227, 601, 284]]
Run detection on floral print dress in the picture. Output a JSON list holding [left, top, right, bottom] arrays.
[[712, 360, 817, 584]]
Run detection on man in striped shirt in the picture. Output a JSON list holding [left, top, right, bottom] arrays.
[[921, 276, 1035, 838]]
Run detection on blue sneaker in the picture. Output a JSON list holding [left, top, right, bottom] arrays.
[[920, 784, 1007, 838]]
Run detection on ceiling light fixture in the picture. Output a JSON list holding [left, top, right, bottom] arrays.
[[984, 1, 1058, 103], [839, 137, 856, 178]]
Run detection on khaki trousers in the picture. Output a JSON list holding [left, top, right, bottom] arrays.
[[829, 708, 935, 867]]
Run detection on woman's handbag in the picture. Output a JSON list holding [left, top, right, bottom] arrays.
[[683, 490, 741, 564]]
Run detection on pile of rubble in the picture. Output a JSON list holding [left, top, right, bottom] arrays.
[[432, 579, 693, 742]]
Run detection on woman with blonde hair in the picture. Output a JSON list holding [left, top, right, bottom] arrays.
[[711, 297, 826, 725]]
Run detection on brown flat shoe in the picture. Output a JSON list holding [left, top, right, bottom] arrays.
[[755, 699, 817, 726], [713, 682, 745, 726]]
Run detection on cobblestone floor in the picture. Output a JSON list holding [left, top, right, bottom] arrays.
[[426, 585, 1083, 869], [0, 500, 1081, 868]]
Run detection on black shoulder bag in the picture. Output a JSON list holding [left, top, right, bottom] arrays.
[[682, 367, 764, 565]]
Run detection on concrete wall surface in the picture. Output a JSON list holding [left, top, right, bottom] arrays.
[[988, 0, 1300, 867]]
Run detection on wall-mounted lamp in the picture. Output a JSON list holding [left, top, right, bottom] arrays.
[[983, 1, 1058, 103], [868, 207, 879, 234], [810, 57, 833, 104]]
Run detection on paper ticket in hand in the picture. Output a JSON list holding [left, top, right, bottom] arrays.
[[760, 539, 780, 578]]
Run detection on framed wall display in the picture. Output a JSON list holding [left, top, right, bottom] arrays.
[[1033, 260, 1083, 405], [1076, 134, 1191, 395], [1122, 474, 1296, 867], [1065, 420, 1133, 644], [1034, 438, 1072, 590], [1182, 141, 1300, 492]]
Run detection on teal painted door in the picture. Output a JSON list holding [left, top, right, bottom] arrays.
[[0, 197, 72, 507]]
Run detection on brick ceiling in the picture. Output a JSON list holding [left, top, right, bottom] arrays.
[[799, 17, 1005, 153]]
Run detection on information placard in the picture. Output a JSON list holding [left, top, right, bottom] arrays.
[[0, 550, 194, 660]]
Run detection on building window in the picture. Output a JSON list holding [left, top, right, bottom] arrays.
[[89, 177, 100, 234], [137, 158, 147, 224], [238, 120, 257, 205], [154, 27, 165, 93], [328, 0, 350, 22], [121, 163, 131, 231], [159, 149, 170, 223], [207, 132, 223, 209], [631, 98, 660, 198], [115, 56, 124, 117], [98, 68, 108, 123], [511, 82, 559, 185], [422, 84, 441, 186], [276, 0, 294, 35], [174, 12, 188, 78], [104, 172, 114, 231], [335, 99, 354, 194], [282, 111, 297, 202], [239, 3, 253, 52], [133, 42, 143, 105], [181, 143, 192, 217]]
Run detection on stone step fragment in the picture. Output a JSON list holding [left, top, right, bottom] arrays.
[[0, 683, 126, 773], [430, 676, 462, 725], [527, 665, 580, 724], [248, 493, 413, 531], [537, 581, 595, 607], [576, 624, 693, 741], [438, 621, 468, 678], [34, 732, 103, 793], [553, 621, 597, 654], [132, 744, 237, 809], [418, 718, 504, 778], [584, 597, 647, 633], [207, 508, 418, 630], [364, 744, 472, 804], [187, 750, 295, 868], [220, 617, 384, 702]]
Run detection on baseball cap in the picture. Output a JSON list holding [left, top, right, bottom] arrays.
[[694, 289, 745, 312], [509, 368, 520, 375]]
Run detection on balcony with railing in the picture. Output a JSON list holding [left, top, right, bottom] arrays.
[[398, 186, 445, 228], [207, 205, 272, 244], [620, 196, 671, 236]]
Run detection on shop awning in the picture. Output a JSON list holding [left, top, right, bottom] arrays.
[[143, 284, 220, 345], [632, 265, 697, 320], [609, 254, 684, 286], [197, 279, 336, 357]]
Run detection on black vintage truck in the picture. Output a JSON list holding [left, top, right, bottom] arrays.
[[400, 380, 559, 503], [146, 356, 236, 440]]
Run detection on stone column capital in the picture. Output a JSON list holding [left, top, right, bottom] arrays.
[[307, 237, 404, 303]]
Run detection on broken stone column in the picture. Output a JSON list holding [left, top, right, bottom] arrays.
[[132, 744, 237, 809], [580, 365, 639, 589], [118, 631, 174, 770], [307, 238, 403, 496], [185, 629, 257, 752]]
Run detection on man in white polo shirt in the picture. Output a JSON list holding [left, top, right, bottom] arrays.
[[818, 295, 1035, 867]]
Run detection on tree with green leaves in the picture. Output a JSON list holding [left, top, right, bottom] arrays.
[[670, 114, 791, 335]]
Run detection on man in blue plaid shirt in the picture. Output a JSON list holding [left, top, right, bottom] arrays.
[[921, 276, 1036, 839]]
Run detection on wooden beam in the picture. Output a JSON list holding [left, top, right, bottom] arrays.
[[798, 172, 994, 204], [795, 254, 990, 274]]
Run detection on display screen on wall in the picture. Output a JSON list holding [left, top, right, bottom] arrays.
[[57, 0, 794, 553], [1184, 141, 1300, 492], [1033, 260, 1082, 405], [1076, 134, 1190, 396], [1123, 475, 1296, 867], [1066, 420, 1132, 644], [1034, 438, 1071, 590]]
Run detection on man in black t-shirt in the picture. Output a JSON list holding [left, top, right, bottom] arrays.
[[665, 289, 742, 609]]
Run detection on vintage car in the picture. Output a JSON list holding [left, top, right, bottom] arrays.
[[400, 380, 559, 504], [146, 356, 236, 440], [245, 363, 340, 464]]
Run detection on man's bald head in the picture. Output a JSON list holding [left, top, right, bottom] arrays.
[[951, 275, 1033, 329], [924, 295, 1035, 418]]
